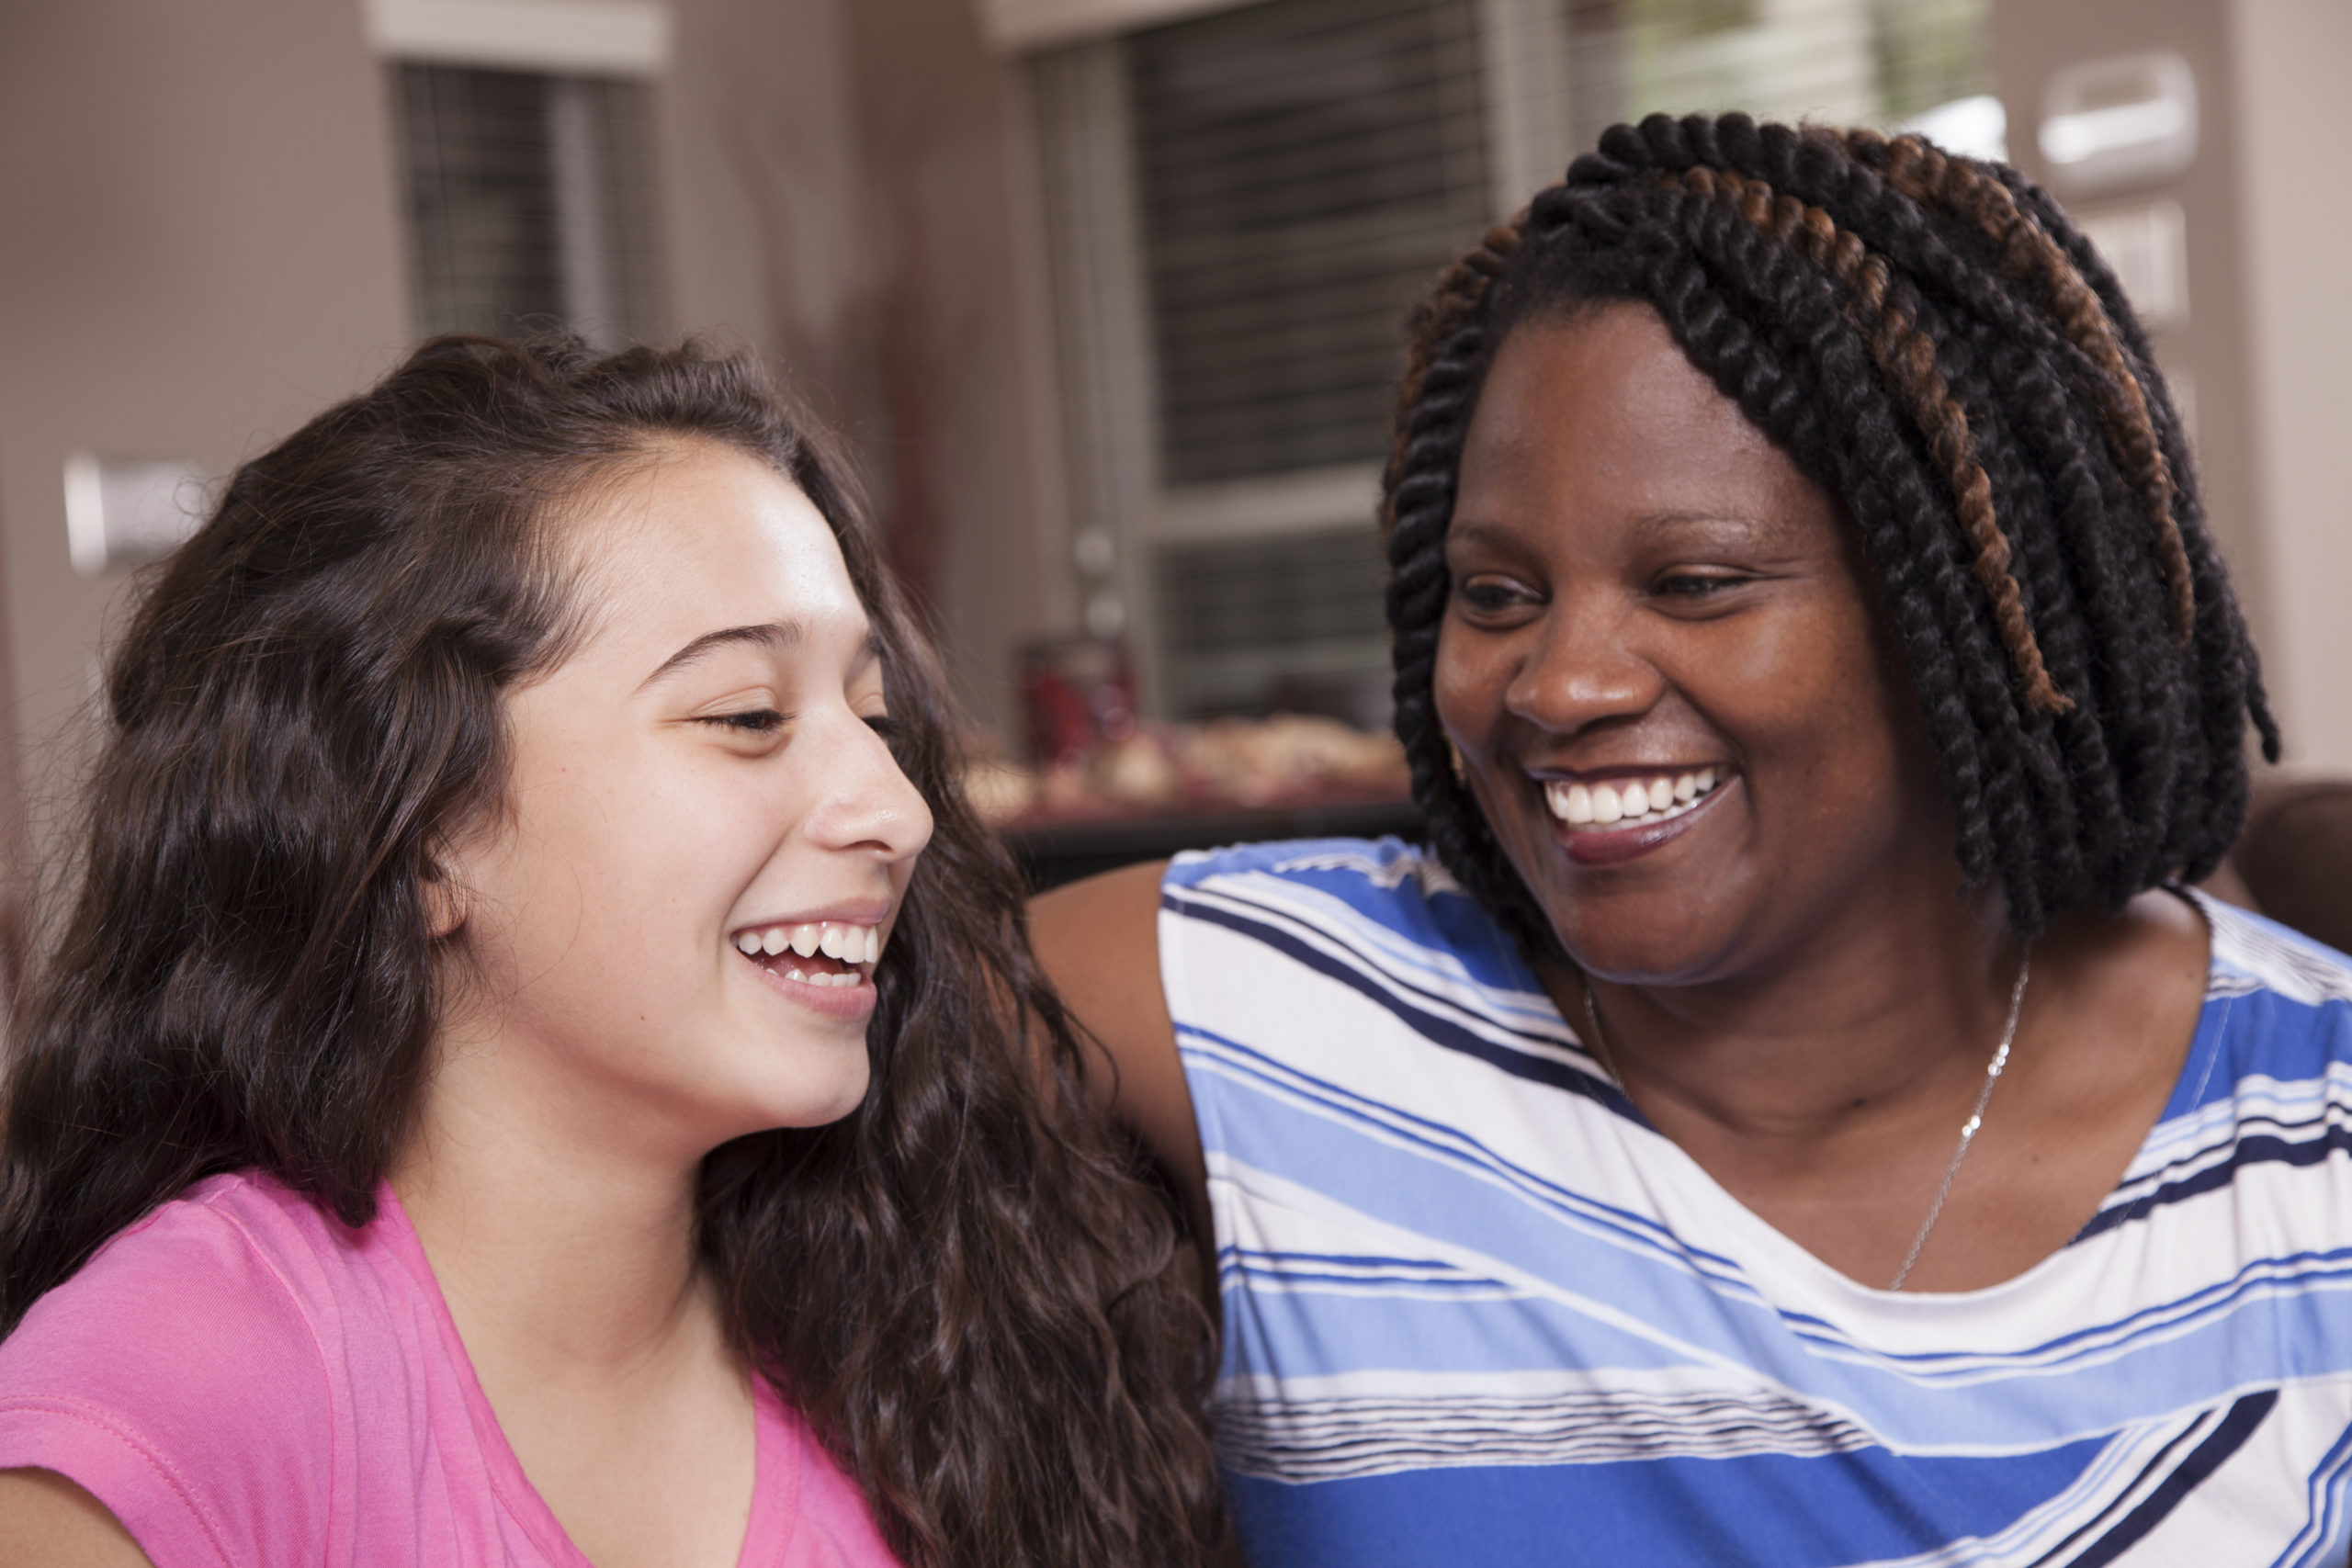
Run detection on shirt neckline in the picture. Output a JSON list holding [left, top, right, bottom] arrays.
[[368, 1182, 795, 1567], [1533, 887, 2226, 1308]]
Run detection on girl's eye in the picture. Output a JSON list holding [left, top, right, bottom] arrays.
[[700, 709, 786, 735]]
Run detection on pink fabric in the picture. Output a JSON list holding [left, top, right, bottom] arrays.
[[0, 1171, 902, 1568]]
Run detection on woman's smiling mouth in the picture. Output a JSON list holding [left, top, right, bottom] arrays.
[[1537, 768, 1739, 865], [1544, 767, 1730, 829]]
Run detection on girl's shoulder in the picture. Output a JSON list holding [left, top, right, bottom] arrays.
[[0, 1169, 359, 1400], [0, 1171, 424, 1564]]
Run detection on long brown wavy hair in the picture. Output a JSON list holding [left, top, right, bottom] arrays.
[[0, 336, 1225, 1566]]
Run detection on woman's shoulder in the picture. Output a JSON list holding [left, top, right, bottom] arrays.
[[1161, 835, 1528, 987], [1166, 833, 1455, 898], [2176, 889, 2352, 1094], [0, 1171, 400, 1563], [2197, 888, 2352, 1011]]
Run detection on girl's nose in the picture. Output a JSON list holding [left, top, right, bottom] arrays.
[[808, 710, 933, 864]]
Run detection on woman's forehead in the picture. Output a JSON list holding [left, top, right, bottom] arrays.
[[1458, 303, 1823, 534]]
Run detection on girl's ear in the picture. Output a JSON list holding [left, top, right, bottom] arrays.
[[421, 867, 468, 942]]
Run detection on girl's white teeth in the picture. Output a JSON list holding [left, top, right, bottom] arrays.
[[783, 966, 862, 988], [1544, 768, 1724, 829], [733, 919, 883, 970]]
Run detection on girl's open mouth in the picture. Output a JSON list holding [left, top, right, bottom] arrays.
[[729, 919, 880, 988]]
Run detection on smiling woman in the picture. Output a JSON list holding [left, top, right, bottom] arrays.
[[0, 338, 1224, 1567], [1033, 115, 2352, 1565]]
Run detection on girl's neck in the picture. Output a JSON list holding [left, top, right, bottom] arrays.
[[389, 1022, 720, 1385]]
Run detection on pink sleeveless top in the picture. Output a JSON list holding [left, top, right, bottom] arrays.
[[0, 1171, 901, 1567]]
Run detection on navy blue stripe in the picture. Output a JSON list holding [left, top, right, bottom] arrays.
[[1167, 893, 1642, 1122], [2023, 1417, 2211, 1568], [2062, 1391, 2278, 1567], [2077, 1124, 2352, 1240], [1229, 1249, 1471, 1270]]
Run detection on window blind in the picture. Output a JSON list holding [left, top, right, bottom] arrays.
[[1155, 525, 1391, 719], [1564, 0, 1992, 152], [392, 63, 663, 345], [1125, 0, 1493, 487]]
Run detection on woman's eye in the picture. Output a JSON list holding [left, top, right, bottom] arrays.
[[700, 709, 786, 735], [1453, 576, 1538, 616], [1653, 571, 1750, 600]]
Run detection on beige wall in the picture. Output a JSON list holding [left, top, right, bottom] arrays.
[[2232, 0, 2352, 772], [0, 0, 411, 886], [843, 0, 1074, 739], [659, 0, 871, 367]]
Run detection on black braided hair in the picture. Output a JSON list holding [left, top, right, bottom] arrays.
[[1384, 113, 2278, 949]]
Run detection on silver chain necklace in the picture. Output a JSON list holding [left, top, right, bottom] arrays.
[[1578, 953, 2031, 1292]]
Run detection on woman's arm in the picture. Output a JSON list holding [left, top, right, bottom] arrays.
[[0, 1470, 154, 1567], [1029, 861, 1215, 1288]]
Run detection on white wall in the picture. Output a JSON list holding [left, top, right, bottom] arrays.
[[2233, 0, 2352, 771]]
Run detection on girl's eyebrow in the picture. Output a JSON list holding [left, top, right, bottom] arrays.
[[637, 620, 803, 691], [635, 622, 886, 692]]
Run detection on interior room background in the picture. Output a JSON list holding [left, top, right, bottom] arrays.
[[0, 0, 2345, 953]]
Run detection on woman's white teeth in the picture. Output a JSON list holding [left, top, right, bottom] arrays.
[[1544, 768, 1723, 829], [733, 919, 882, 972]]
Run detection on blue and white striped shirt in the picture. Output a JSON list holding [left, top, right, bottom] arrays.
[[1164, 837, 2352, 1567]]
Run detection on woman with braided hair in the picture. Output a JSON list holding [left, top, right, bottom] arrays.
[[1035, 113, 2352, 1564]]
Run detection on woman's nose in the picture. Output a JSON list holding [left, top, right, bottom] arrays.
[[809, 713, 933, 864], [1504, 602, 1666, 735]]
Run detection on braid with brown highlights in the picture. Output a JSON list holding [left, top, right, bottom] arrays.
[[1674, 164, 2071, 715], [1853, 130, 2199, 640], [1384, 113, 2278, 945]]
